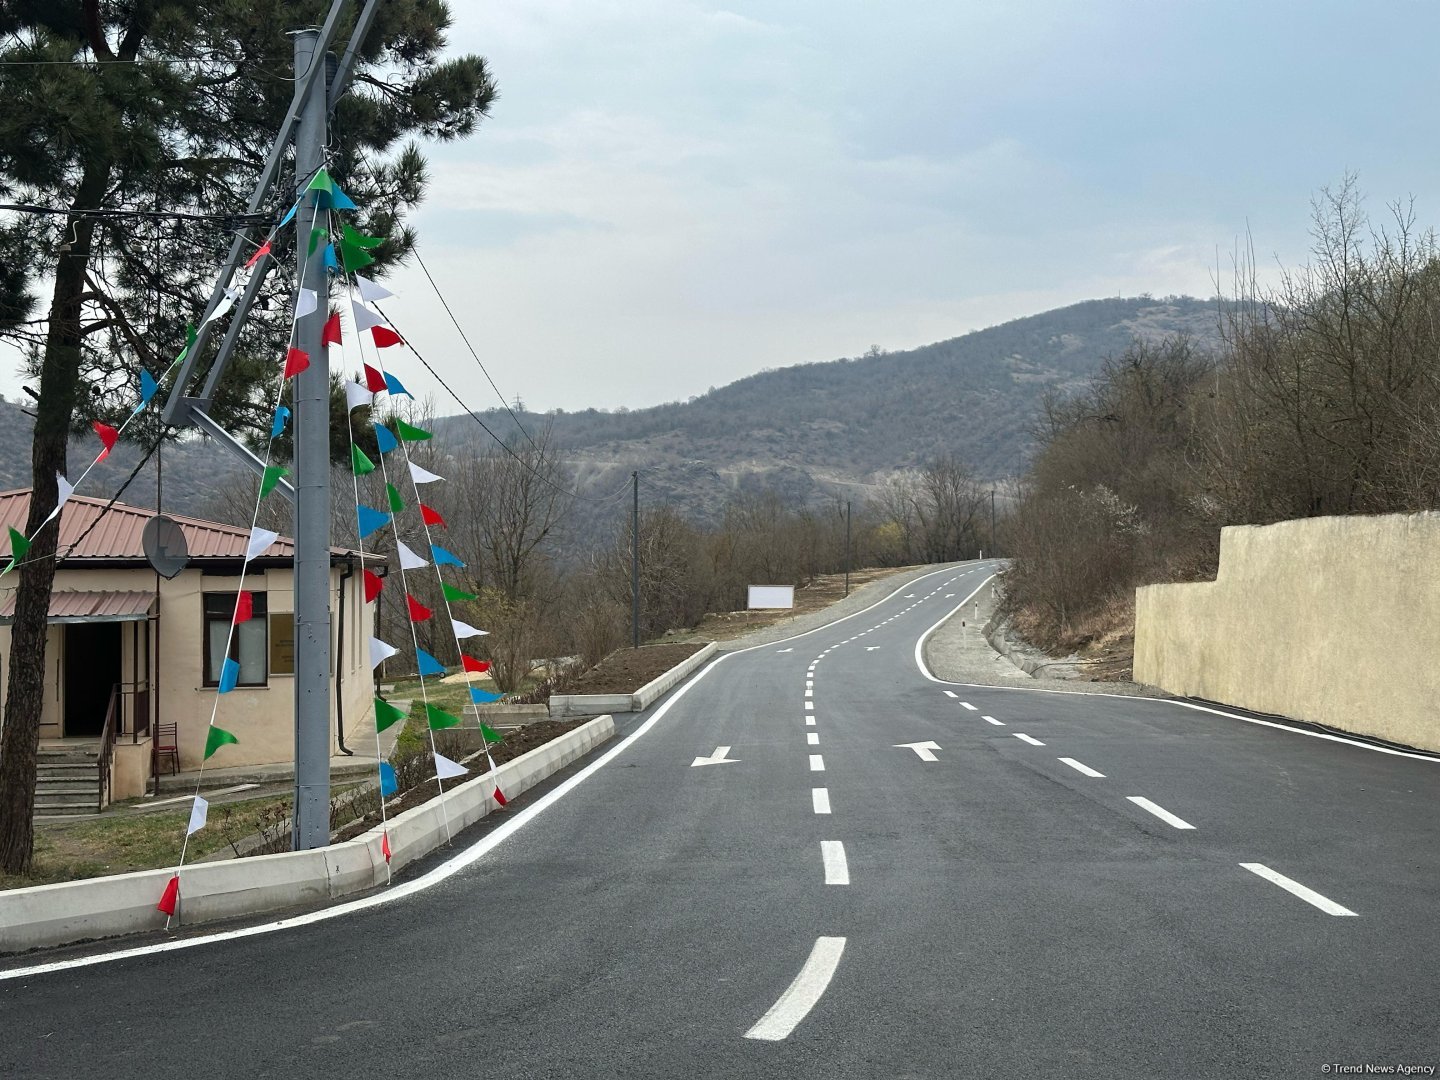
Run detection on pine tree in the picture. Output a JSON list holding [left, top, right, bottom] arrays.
[[0, 0, 496, 873]]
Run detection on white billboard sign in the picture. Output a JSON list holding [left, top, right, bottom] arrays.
[[747, 585, 795, 610]]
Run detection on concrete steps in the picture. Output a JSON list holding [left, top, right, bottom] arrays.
[[35, 744, 101, 816]]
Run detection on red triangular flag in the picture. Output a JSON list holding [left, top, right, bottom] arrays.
[[406, 594, 432, 622], [92, 421, 118, 462], [420, 504, 446, 527], [322, 312, 342, 346], [381, 831, 392, 863], [371, 325, 404, 348], [232, 590, 253, 624], [283, 347, 309, 378], [461, 655, 490, 674], [244, 239, 272, 268], [492, 786, 507, 807], [363, 569, 382, 603], [157, 874, 179, 915], [362, 363, 386, 393]]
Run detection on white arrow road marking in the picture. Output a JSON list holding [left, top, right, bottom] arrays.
[[821, 840, 850, 884], [690, 746, 739, 767], [744, 936, 847, 1041], [945, 593, 955, 598], [1059, 757, 1105, 778], [895, 740, 941, 762], [865, 646, 880, 651], [776, 648, 793, 653], [1240, 863, 1357, 916], [1013, 733, 1045, 746], [1127, 796, 1195, 830], [903, 594, 915, 598], [812, 788, 831, 814]]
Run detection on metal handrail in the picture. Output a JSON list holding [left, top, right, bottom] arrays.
[[97, 684, 119, 811]]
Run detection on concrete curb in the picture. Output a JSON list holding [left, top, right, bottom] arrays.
[[0, 715, 616, 954], [549, 642, 718, 718], [981, 610, 1086, 679]]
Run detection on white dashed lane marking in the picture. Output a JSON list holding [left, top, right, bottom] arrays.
[[1127, 796, 1195, 830], [982, 715, 1004, 726], [1240, 863, 1357, 916], [743, 937, 847, 1042], [821, 841, 850, 885], [1014, 733, 1045, 746], [1058, 757, 1105, 778], [809, 754, 825, 772], [806, 732, 819, 746], [812, 788, 831, 815]]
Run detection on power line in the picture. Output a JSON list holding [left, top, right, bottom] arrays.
[[0, 202, 271, 225], [409, 243, 545, 457]]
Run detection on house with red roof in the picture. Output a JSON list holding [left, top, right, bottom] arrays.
[[0, 489, 378, 812]]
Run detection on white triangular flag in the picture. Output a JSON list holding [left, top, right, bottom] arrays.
[[186, 795, 209, 836], [452, 619, 488, 639], [351, 301, 381, 331], [39, 472, 75, 527], [356, 275, 393, 303], [396, 541, 429, 571], [433, 752, 467, 780], [369, 637, 399, 670], [245, 527, 279, 561], [344, 380, 372, 412], [294, 287, 318, 319], [409, 461, 443, 484], [202, 291, 236, 326]]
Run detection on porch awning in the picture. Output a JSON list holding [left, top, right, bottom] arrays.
[[0, 590, 155, 624]]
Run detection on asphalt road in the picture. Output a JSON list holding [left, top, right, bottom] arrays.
[[3, 559, 1438, 1079]]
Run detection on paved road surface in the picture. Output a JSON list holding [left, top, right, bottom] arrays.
[[3, 560, 1438, 1078]]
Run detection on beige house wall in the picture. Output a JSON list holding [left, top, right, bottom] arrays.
[[1134, 512, 1440, 753], [1, 561, 374, 775]]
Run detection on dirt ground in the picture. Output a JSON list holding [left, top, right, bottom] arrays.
[[563, 642, 708, 695], [666, 565, 921, 644]]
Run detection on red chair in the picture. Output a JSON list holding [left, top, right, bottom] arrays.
[[153, 722, 179, 776]]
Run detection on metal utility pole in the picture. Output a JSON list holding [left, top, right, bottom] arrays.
[[290, 28, 332, 851], [990, 488, 996, 557], [843, 500, 851, 597], [631, 471, 640, 648]]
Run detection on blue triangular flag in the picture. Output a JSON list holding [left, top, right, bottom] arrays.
[[469, 688, 502, 704], [378, 762, 397, 797], [139, 369, 158, 404], [218, 657, 240, 694], [416, 648, 445, 677], [356, 505, 390, 539], [279, 200, 299, 227], [374, 424, 398, 454], [323, 243, 338, 271], [330, 187, 357, 211], [271, 405, 290, 438], [432, 545, 465, 568], [384, 372, 412, 398]]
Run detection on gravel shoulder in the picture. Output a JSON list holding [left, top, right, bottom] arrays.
[[921, 568, 1169, 699]]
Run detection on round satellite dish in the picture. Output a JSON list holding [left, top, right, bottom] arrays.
[[142, 515, 189, 579]]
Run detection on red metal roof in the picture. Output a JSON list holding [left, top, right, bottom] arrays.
[[0, 590, 155, 622], [0, 489, 360, 562]]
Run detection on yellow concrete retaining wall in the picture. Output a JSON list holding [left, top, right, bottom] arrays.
[[1134, 512, 1440, 752]]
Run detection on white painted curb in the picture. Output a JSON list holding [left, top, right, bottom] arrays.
[[549, 641, 718, 718], [0, 715, 616, 954]]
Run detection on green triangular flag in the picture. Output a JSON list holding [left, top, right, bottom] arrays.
[[204, 725, 238, 760], [426, 704, 461, 730], [306, 167, 337, 196], [260, 465, 289, 498], [374, 697, 407, 733], [341, 221, 384, 250], [339, 240, 375, 274], [351, 444, 375, 476], [480, 723, 502, 745], [7, 527, 30, 561], [442, 582, 477, 603], [175, 322, 197, 364], [386, 483, 404, 513], [308, 227, 328, 256], [395, 420, 432, 442]]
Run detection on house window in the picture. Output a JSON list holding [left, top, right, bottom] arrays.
[[203, 592, 268, 687]]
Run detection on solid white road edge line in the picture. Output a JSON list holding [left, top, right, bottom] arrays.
[[743, 936, 847, 1041], [1239, 862, 1357, 916], [3, 562, 981, 983], [1127, 796, 1195, 830], [1058, 757, 1105, 778], [820, 840, 850, 885], [812, 788, 831, 814]]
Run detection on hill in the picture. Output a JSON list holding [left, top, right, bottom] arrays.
[[0, 295, 1220, 544]]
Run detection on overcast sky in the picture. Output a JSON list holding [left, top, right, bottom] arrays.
[[19, 1, 1440, 418]]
